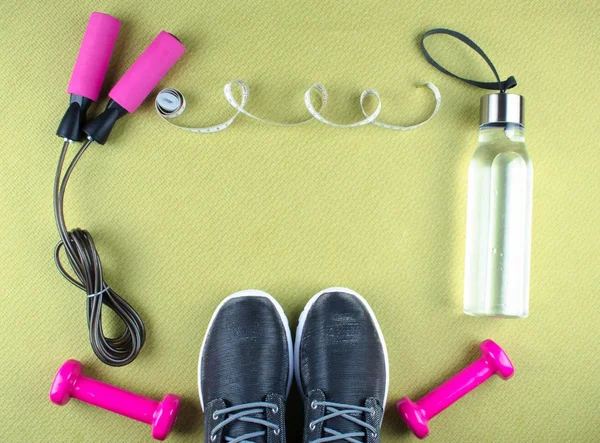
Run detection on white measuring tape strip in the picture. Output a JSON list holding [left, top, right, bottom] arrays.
[[155, 80, 441, 133]]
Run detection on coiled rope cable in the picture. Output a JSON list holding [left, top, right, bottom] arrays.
[[53, 139, 145, 366]]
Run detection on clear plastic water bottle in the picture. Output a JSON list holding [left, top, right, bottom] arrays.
[[463, 93, 532, 317]]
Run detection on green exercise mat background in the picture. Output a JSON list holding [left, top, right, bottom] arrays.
[[1, 0, 599, 441]]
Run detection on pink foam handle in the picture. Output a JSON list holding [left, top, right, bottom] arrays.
[[109, 31, 185, 113], [67, 12, 121, 101]]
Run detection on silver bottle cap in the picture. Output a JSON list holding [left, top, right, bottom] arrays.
[[480, 93, 524, 126]]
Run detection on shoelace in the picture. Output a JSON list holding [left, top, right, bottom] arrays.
[[210, 402, 281, 443], [308, 401, 378, 443]]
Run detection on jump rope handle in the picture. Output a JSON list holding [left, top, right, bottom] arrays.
[[57, 12, 121, 142], [57, 13, 186, 144], [83, 31, 186, 144]]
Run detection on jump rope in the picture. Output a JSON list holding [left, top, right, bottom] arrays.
[[54, 14, 185, 366], [53, 14, 516, 368]]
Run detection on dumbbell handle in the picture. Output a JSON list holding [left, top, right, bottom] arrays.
[[71, 375, 159, 424], [397, 340, 513, 439], [416, 356, 493, 419], [51, 360, 179, 440]]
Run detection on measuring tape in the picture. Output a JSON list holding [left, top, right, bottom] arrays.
[[155, 80, 441, 133]]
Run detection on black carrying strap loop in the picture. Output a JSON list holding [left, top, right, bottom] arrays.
[[421, 28, 517, 93]]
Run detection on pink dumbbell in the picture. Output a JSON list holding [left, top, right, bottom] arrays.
[[397, 339, 514, 439], [50, 360, 180, 440]]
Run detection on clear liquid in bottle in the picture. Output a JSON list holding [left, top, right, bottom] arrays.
[[464, 112, 532, 317]]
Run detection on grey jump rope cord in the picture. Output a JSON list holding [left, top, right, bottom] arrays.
[[54, 139, 145, 367]]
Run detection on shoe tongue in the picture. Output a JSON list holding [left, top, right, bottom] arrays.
[[326, 413, 366, 440], [322, 397, 369, 441], [227, 420, 267, 443], [224, 401, 268, 443]]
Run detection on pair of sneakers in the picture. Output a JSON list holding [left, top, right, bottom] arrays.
[[199, 287, 389, 443]]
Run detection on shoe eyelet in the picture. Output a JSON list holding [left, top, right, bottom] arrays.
[[310, 400, 318, 410], [212, 412, 219, 420], [370, 408, 376, 417], [210, 434, 217, 442], [273, 428, 281, 436], [309, 422, 316, 431], [271, 406, 279, 413]]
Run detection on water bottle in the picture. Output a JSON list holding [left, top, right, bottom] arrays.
[[463, 93, 532, 317]]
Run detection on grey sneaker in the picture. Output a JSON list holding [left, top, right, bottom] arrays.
[[199, 290, 293, 443], [295, 288, 389, 443]]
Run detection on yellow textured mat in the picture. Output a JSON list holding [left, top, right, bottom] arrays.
[[1, 0, 599, 441]]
